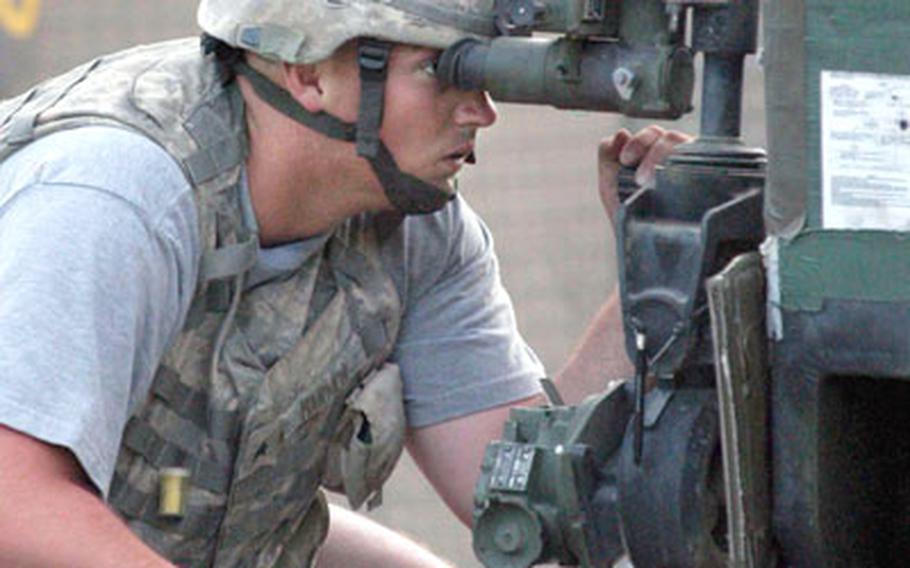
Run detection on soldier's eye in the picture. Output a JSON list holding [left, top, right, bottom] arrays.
[[420, 56, 439, 78]]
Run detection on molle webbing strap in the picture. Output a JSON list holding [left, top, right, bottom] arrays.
[[199, 178, 260, 283], [151, 365, 240, 441], [121, 419, 232, 494], [183, 136, 245, 185], [200, 239, 258, 281], [110, 477, 224, 537], [385, 0, 497, 36], [3, 58, 103, 145], [182, 86, 248, 185], [0, 88, 37, 132]]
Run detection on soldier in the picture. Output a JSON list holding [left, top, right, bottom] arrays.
[[0, 0, 686, 566]]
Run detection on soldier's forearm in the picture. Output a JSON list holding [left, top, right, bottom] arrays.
[[318, 505, 454, 568], [0, 426, 174, 568], [554, 288, 633, 404]]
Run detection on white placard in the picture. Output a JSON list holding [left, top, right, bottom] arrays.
[[821, 70, 910, 230]]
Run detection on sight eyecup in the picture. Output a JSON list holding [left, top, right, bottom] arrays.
[[437, 38, 489, 92]]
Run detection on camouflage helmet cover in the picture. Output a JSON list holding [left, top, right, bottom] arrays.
[[198, 0, 497, 64]]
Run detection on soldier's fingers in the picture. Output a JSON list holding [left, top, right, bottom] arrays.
[[598, 129, 633, 227], [636, 130, 692, 186], [598, 128, 633, 167], [618, 125, 666, 167]]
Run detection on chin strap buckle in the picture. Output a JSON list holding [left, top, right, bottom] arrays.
[[358, 39, 391, 76], [356, 38, 391, 158]]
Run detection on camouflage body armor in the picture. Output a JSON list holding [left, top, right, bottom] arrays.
[[0, 38, 405, 567]]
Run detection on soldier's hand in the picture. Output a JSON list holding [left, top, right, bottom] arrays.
[[598, 125, 692, 228]]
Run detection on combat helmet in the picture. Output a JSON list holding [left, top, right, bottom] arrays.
[[197, 0, 498, 215]]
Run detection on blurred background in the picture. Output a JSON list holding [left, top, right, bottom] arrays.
[[1, 2, 765, 565]]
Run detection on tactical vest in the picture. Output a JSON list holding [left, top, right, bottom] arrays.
[[0, 38, 405, 567]]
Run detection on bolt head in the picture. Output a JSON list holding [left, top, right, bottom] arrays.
[[494, 522, 525, 553]]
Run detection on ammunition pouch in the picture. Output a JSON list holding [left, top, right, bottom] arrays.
[[323, 363, 407, 510]]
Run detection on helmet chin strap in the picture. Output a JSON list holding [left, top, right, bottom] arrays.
[[232, 38, 455, 216]]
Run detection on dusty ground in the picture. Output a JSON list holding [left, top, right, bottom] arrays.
[[2, 3, 767, 565]]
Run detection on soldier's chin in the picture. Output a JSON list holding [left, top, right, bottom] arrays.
[[440, 176, 460, 195], [424, 175, 459, 195]]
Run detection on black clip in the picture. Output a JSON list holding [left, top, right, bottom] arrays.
[[358, 39, 391, 78]]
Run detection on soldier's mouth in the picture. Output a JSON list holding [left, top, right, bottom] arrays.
[[444, 144, 475, 163]]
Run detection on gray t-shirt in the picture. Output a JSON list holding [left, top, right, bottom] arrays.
[[0, 126, 543, 495]]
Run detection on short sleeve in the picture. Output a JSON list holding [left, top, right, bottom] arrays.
[[390, 197, 544, 428], [0, 127, 199, 495]]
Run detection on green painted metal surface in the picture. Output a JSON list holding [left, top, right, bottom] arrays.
[[777, 0, 910, 311], [779, 231, 910, 311], [804, 0, 910, 229]]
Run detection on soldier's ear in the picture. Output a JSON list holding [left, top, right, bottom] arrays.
[[283, 62, 324, 113]]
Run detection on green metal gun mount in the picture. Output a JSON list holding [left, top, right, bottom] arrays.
[[473, 383, 631, 567]]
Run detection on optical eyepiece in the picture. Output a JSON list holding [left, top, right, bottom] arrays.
[[437, 36, 693, 119], [437, 38, 489, 92]]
